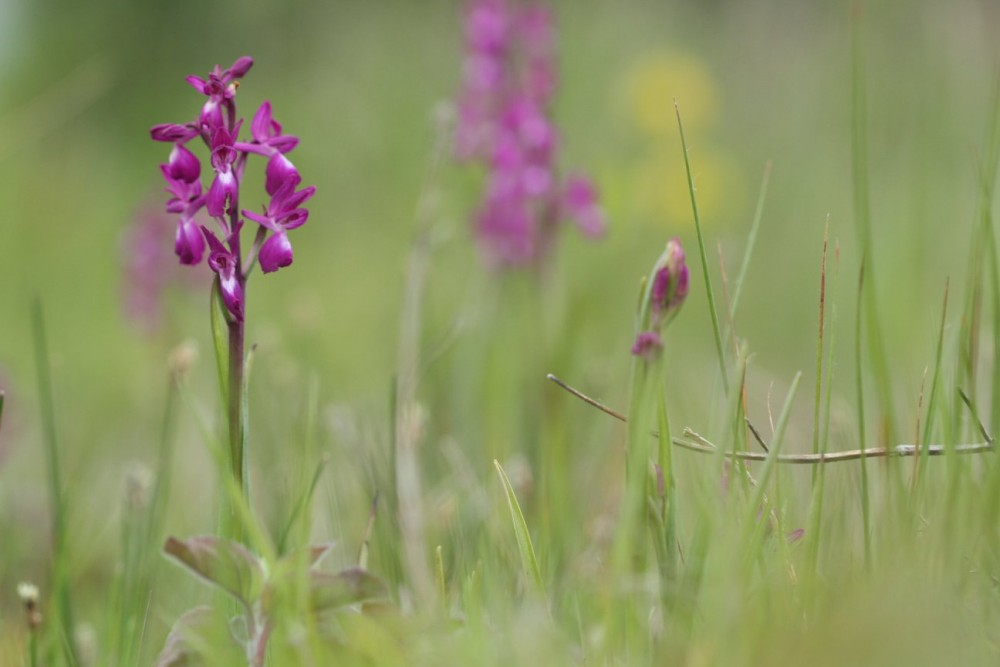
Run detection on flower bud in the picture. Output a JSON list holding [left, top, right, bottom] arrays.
[[631, 237, 689, 360]]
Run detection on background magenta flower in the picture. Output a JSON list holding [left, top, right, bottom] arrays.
[[454, 0, 607, 269], [121, 203, 209, 333]]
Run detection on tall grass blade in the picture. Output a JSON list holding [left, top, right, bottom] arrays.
[[851, 6, 896, 444], [654, 383, 677, 608], [854, 264, 872, 566], [30, 299, 79, 666], [808, 235, 839, 572], [811, 219, 830, 462], [730, 161, 772, 317], [675, 99, 728, 393], [914, 280, 950, 489], [493, 459, 545, 596], [742, 372, 802, 563], [277, 457, 328, 556]]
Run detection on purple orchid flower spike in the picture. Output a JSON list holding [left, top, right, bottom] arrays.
[[206, 124, 241, 219], [201, 226, 244, 321], [148, 57, 315, 566], [243, 179, 316, 273]]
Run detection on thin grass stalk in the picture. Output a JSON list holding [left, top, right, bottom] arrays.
[[675, 99, 728, 393], [808, 235, 839, 573], [394, 116, 449, 609], [730, 161, 772, 319], [854, 264, 872, 566], [811, 219, 830, 463], [654, 382, 677, 611], [494, 459, 545, 596], [114, 367, 181, 666], [957, 77, 1000, 410], [851, 6, 896, 445], [961, 75, 1000, 439], [982, 161, 1000, 444], [914, 281, 950, 492], [30, 300, 79, 666], [719, 350, 749, 490], [741, 372, 802, 569]]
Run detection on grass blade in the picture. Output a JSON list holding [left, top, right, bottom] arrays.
[[914, 279, 950, 489], [493, 459, 544, 596], [851, 7, 897, 444], [854, 263, 872, 566], [729, 161, 773, 317], [675, 99, 728, 393], [30, 299, 79, 666], [742, 372, 803, 564]]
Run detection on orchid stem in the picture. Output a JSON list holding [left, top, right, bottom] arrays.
[[228, 311, 247, 535]]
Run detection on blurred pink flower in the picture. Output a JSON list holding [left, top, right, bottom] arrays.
[[455, 0, 606, 269]]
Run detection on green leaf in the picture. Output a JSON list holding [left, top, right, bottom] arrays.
[[155, 606, 243, 667], [163, 536, 265, 605], [309, 567, 388, 611], [493, 459, 544, 595]]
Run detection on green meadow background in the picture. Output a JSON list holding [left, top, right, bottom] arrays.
[[1, 0, 999, 664]]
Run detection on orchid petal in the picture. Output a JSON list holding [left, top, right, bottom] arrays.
[[265, 153, 301, 196], [166, 144, 201, 183], [227, 56, 254, 79], [151, 123, 199, 143], [175, 218, 205, 265], [206, 171, 238, 218], [259, 231, 293, 273], [251, 101, 273, 143]]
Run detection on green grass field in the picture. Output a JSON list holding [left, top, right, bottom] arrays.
[[2, 1, 1000, 664]]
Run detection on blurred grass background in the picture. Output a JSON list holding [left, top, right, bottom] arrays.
[[1, 0, 999, 663]]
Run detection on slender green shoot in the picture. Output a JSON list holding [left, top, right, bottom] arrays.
[[742, 372, 802, 566], [811, 219, 831, 462], [30, 300, 79, 666], [494, 459, 545, 596], [808, 235, 839, 573], [914, 280, 950, 489], [277, 456, 328, 556], [730, 161, 773, 317], [653, 382, 677, 609], [435, 545, 447, 606], [854, 264, 872, 566], [851, 6, 896, 445], [675, 99, 728, 393]]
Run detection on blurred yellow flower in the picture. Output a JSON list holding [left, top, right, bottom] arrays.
[[624, 52, 718, 137], [617, 50, 744, 230]]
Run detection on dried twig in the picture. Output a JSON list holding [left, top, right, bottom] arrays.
[[547, 374, 994, 465]]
